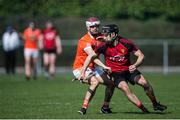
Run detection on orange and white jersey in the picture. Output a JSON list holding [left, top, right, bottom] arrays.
[[23, 27, 41, 50], [73, 32, 102, 70]]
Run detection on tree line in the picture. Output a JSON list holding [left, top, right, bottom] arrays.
[[0, 0, 180, 21]]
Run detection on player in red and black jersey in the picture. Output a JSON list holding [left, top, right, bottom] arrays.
[[95, 24, 167, 112], [42, 21, 62, 79]]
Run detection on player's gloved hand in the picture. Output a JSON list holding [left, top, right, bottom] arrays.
[[129, 65, 136, 73]]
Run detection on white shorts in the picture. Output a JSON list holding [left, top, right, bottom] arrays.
[[24, 48, 39, 58], [73, 67, 104, 79]]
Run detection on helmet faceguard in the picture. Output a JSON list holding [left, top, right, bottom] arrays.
[[102, 24, 119, 45], [102, 24, 119, 35], [86, 17, 100, 37]]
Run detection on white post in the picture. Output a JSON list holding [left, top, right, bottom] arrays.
[[163, 41, 168, 75]]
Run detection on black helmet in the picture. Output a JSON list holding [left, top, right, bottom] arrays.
[[102, 24, 119, 34], [101, 24, 119, 45]]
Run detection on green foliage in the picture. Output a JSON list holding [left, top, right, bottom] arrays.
[[0, 73, 180, 118], [0, 0, 180, 20]]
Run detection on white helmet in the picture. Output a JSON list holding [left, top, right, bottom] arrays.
[[86, 17, 100, 27]]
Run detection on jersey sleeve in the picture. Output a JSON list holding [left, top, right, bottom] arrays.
[[130, 40, 139, 52], [23, 29, 28, 40], [121, 38, 139, 52], [79, 39, 91, 51]]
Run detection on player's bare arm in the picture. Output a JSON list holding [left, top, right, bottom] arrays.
[[78, 45, 96, 80], [38, 34, 44, 50], [129, 49, 145, 72], [80, 44, 112, 78], [93, 58, 111, 73], [56, 35, 62, 55]]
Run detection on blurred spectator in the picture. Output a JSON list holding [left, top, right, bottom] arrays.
[[22, 22, 42, 80], [2, 26, 20, 74], [42, 21, 62, 79]]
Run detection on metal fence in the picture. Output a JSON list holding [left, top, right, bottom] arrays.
[[135, 39, 180, 74], [0, 39, 180, 74]]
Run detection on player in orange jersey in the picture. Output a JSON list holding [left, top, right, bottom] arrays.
[[73, 17, 114, 115], [23, 22, 42, 80]]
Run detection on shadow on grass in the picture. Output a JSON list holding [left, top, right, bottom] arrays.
[[118, 111, 171, 115], [96, 111, 171, 115]]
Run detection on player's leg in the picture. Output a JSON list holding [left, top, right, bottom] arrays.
[[135, 74, 167, 111], [78, 76, 99, 115], [24, 49, 32, 80], [73, 68, 100, 115], [95, 70, 115, 114], [32, 51, 39, 80], [8, 51, 13, 74], [43, 53, 50, 79], [5, 51, 10, 74], [49, 53, 56, 78], [117, 80, 149, 113], [113, 72, 149, 113], [135, 75, 157, 106], [11, 50, 16, 74], [101, 85, 115, 113], [24, 56, 31, 80], [4, 51, 7, 74]]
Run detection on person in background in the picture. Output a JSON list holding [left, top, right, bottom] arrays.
[[22, 22, 42, 80], [42, 21, 62, 79], [2, 25, 20, 74]]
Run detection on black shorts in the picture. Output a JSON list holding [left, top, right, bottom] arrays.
[[111, 70, 141, 87], [44, 49, 56, 54]]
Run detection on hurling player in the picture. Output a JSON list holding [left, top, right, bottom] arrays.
[[95, 24, 167, 112], [42, 21, 62, 79], [72, 17, 114, 115]]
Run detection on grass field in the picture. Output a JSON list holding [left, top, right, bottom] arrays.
[[0, 73, 180, 119]]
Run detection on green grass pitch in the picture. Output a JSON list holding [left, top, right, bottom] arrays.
[[0, 73, 180, 119]]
